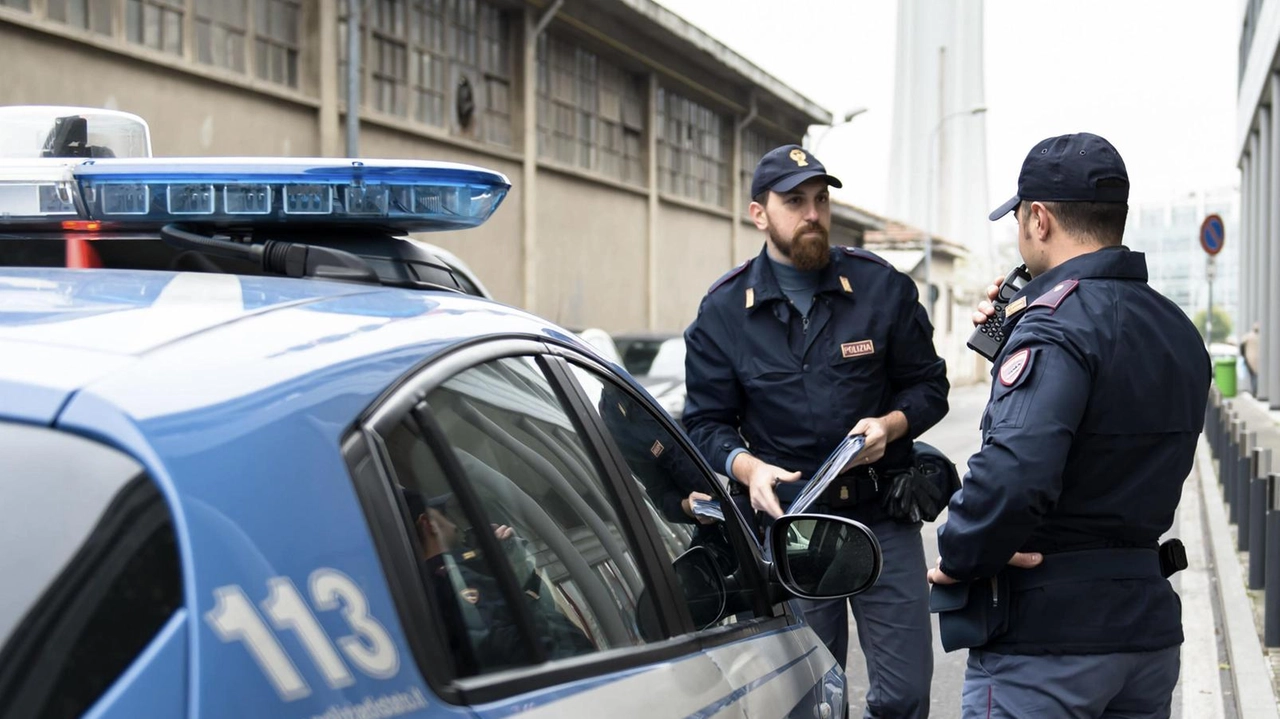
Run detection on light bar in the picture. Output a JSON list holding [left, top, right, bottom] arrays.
[[0, 160, 80, 222], [71, 158, 511, 231]]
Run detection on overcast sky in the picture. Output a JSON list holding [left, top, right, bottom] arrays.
[[653, 0, 1241, 220]]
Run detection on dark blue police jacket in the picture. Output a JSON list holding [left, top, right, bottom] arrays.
[[683, 245, 950, 503], [938, 246, 1211, 654]]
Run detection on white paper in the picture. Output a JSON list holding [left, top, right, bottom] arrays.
[[786, 435, 866, 514]]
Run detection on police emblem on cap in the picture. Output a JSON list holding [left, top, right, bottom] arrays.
[[999, 348, 1032, 387], [789, 149, 809, 167]]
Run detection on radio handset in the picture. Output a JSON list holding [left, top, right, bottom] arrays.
[[966, 265, 1033, 361]]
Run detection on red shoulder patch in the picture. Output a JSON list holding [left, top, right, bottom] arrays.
[[840, 246, 893, 268], [1029, 279, 1079, 312], [708, 259, 753, 294], [998, 348, 1032, 387]]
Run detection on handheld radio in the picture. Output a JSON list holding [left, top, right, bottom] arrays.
[[966, 265, 1033, 361]]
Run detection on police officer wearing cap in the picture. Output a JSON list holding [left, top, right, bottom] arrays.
[[929, 133, 1211, 718], [683, 144, 950, 719]]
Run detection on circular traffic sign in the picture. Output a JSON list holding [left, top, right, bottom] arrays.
[[1200, 214, 1225, 256]]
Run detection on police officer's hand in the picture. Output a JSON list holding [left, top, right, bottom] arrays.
[[732, 453, 802, 519], [927, 552, 1043, 585], [971, 275, 1004, 326], [845, 412, 908, 467]]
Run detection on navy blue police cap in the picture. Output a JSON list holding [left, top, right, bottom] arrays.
[[751, 144, 843, 199], [989, 132, 1129, 221]]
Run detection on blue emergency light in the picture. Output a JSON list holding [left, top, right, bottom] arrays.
[[65, 158, 510, 231]]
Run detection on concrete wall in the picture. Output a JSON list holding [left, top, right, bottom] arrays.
[[362, 125, 526, 308], [655, 200, 734, 332], [0, 24, 321, 157], [0, 6, 875, 338], [536, 170, 648, 331]]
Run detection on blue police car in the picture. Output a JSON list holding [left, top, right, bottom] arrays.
[[0, 154, 883, 719]]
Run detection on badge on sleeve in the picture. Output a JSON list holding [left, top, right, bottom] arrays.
[[998, 348, 1032, 387]]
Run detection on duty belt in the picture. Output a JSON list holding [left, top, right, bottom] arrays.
[[1007, 548, 1162, 591]]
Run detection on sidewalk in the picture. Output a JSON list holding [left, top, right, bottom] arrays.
[[1197, 391, 1280, 719]]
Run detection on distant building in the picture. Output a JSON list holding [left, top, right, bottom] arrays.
[[885, 0, 993, 278], [1235, 0, 1279, 405], [0, 0, 880, 333], [1126, 189, 1239, 332], [863, 221, 986, 385]]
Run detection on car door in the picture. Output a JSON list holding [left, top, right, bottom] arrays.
[[553, 350, 844, 719], [346, 339, 748, 717]]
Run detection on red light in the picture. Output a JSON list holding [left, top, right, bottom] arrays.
[[61, 220, 102, 231]]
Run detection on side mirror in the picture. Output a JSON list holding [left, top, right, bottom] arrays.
[[672, 545, 728, 629], [770, 514, 881, 600]]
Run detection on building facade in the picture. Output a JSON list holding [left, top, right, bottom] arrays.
[[1126, 189, 1239, 333], [885, 0, 992, 280], [1236, 0, 1280, 407], [0, 0, 880, 333]]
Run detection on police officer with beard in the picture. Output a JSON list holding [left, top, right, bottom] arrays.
[[683, 144, 950, 719]]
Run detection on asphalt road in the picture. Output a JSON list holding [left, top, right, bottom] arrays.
[[842, 380, 991, 718]]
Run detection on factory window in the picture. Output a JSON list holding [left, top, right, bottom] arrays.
[[195, 0, 248, 74], [537, 33, 645, 184], [658, 88, 731, 208], [256, 0, 300, 88], [47, 0, 113, 34], [126, 0, 184, 56]]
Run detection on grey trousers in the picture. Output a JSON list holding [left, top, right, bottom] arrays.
[[961, 646, 1180, 719], [793, 515, 933, 719]]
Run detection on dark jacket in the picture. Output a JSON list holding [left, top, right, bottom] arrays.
[[683, 245, 950, 503], [938, 247, 1211, 654]]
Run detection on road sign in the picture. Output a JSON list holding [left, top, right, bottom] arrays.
[[1201, 214, 1226, 256]]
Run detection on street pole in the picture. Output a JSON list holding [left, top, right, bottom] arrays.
[[1207, 255, 1217, 343], [808, 107, 868, 156], [345, 0, 361, 157], [924, 104, 987, 322]]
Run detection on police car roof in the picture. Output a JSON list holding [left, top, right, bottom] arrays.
[[0, 267, 585, 426]]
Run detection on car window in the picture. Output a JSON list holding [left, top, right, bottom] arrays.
[[567, 366, 762, 631], [379, 356, 664, 678], [0, 422, 183, 719]]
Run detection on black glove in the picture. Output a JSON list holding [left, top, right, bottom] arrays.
[[882, 466, 947, 523]]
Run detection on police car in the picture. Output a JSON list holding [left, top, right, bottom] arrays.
[[0, 135, 884, 718]]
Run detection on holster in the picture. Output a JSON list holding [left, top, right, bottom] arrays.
[[929, 575, 1010, 653], [820, 466, 882, 510]]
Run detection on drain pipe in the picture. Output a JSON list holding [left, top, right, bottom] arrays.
[[522, 0, 564, 311], [730, 93, 759, 264]]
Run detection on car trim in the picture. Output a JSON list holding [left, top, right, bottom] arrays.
[[341, 430, 465, 702]]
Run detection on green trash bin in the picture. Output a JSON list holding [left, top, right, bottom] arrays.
[[1214, 356, 1237, 397]]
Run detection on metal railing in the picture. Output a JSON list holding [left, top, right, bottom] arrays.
[[1206, 390, 1280, 645]]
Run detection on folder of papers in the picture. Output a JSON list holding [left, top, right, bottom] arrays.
[[786, 434, 866, 514]]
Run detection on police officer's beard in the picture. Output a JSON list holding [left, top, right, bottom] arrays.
[[772, 223, 830, 271]]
